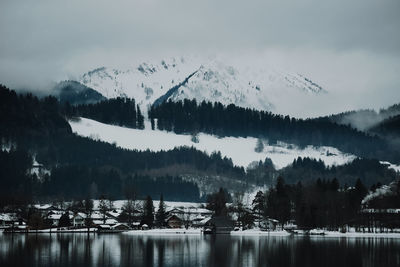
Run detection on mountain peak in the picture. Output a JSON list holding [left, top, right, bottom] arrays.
[[78, 56, 326, 112]]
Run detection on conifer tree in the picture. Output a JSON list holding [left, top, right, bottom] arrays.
[[206, 188, 228, 217], [98, 196, 108, 224], [59, 212, 71, 227], [155, 194, 167, 228], [84, 197, 93, 229], [142, 195, 154, 227], [252, 191, 266, 217], [137, 105, 145, 129]]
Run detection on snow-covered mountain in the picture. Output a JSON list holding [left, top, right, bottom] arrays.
[[79, 56, 326, 113]]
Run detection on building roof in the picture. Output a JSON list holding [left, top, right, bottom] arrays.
[[166, 214, 183, 222], [0, 213, 16, 222], [47, 214, 62, 220], [111, 223, 129, 229], [98, 224, 111, 229], [34, 204, 53, 210], [92, 218, 118, 225]]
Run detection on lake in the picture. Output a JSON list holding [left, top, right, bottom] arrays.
[[0, 233, 399, 267]]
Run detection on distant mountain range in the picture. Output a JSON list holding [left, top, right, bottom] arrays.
[[69, 56, 326, 112]]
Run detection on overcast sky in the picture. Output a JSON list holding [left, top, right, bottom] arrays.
[[1, 0, 399, 115]]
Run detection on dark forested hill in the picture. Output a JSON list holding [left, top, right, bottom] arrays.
[[370, 114, 400, 138], [1, 84, 399, 207], [0, 85, 243, 205], [149, 99, 399, 163], [278, 157, 398, 187]]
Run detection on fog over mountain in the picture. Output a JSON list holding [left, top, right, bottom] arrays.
[[1, 0, 399, 117]]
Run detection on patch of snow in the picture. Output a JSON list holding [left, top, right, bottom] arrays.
[[324, 231, 400, 238], [70, 117, 356, 170], [33, 204, 53, 210], [1, 142, 13, 152], [362, 180, 398, 205], [381, 161, 400, 173]]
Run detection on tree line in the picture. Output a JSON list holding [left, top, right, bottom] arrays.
[[64, 97, 145, 129], [207, 177, 398, 230]]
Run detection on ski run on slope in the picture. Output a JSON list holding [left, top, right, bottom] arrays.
[[69, 117, 355, 170]]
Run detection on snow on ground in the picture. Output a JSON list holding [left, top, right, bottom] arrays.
[[69, 117, 356, 170], [362, 179, 399, 205], [323, 231, 400, 238], [230, 230, 291, 236], [381, 161, 400, 173], [362, 185, 394, 205], [125, 229, 201, 235], [124, 229, 400, 238]]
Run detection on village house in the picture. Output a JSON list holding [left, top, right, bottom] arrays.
[[72, 213, 86, 227], [0, 213, 16, 228], [33, 204, 60, 215], [111, 223, 130, 231], [47, 213, 62, 226], [166, 214, 183, 228]]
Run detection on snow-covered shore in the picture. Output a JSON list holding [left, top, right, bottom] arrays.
[[230, 230, 291, 236], [124, 228, 201, 235], [230, 229, 400, 238], [323, 231, 400, 238]]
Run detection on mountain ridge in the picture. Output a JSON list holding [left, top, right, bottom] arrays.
[[77, 56, 326, 112]]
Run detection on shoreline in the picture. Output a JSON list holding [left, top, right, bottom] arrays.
[[231, 229, 400, 238], [3, 228, 400, 238], [124, 228, 202, 235]]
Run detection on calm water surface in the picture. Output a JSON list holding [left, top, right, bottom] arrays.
[[0, 233, 399, 267]]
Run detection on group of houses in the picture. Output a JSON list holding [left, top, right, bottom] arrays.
[[0, 203, 217, 232], [3, 201, 397, 233]]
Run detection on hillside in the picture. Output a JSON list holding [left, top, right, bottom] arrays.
[[370, 114, 400, 138], [69, 117, 355, 170]]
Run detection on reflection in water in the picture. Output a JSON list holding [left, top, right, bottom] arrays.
[[0, 233, 399, 267]]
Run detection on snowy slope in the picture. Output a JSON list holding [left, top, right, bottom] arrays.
[[79, 56, 326, 113], [69, 117, 354, 170], [362, 180, 399, 205]]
